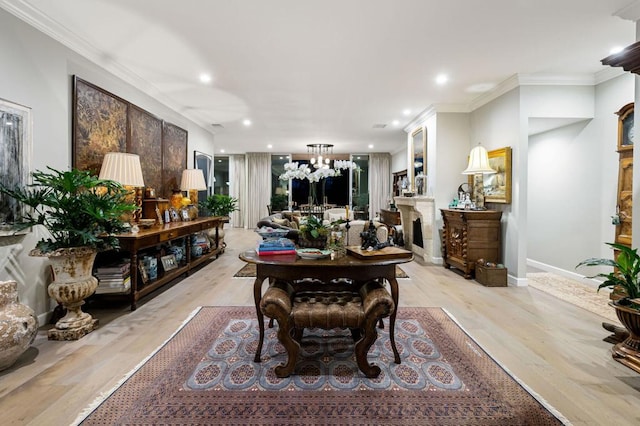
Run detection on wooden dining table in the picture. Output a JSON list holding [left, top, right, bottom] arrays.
[[239, 247, 413, 365]]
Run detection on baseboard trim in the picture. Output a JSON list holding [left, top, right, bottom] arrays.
[[527, 259, 600, 288]]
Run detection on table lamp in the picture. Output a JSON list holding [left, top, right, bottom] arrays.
[[462, 143, 496, 208], [99, 152, 145, 227], [180, 169, 207, 207]]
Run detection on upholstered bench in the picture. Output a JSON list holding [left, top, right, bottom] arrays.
[[259, 280, 395, 378]]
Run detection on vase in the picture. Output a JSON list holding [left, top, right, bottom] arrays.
[[0, 280, 38, 371], [609, 301, 640, 374], [35, 246, 99, 340]]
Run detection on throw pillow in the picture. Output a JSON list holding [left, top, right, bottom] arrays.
[[272, 217, 290, 227]]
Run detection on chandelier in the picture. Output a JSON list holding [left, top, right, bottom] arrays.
[[307, 143, 333, 169], [279, 146, 357, 183]]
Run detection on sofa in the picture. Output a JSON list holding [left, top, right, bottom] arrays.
[[256, 213, 388, 247]]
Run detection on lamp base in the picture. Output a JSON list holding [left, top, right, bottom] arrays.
[[472, 174, 485, 208]]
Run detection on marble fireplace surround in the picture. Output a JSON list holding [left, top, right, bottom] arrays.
[[394, 196, 435, 262]]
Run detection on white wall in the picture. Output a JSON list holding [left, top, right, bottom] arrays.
[[0, 9, 215, 323], [470, 88, 520, 280], [526, 76, 633, 277]]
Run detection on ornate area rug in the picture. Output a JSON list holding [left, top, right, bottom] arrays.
[[77, 307, 568, 425], [527, 272, 619, 324], [234, 262, 409, 278]]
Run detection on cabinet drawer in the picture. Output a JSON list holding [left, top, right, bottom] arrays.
[[159, 230, 181, 242]]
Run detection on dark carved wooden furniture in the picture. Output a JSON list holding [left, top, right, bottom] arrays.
[[260, 280, 394, 377], [440, 209, 502, 278], [239, 249, 413, 375], [114, 217, 222, 310]]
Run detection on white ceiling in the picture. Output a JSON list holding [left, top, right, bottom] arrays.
[[1, 0, 637, 155]]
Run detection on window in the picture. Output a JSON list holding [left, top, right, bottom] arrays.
[[213, 156, 229, 195], [351, 155, 369, 219], [271, 155, 290, 211]]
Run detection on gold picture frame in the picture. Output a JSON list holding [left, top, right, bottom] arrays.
[[484, 147, 512, 204]]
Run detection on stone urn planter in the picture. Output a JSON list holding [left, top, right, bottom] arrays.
[[0, 280, 38, 371], [609, 301, 640, 373], [37, 246, 99, 341]]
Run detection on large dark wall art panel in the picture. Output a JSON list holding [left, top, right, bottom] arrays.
[[72, 76, 187, 197]]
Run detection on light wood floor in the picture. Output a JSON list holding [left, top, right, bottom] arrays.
[[1, 228, 639, 425]]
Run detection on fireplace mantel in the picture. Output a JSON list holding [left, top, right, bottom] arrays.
[[394, 196, 436, 262]]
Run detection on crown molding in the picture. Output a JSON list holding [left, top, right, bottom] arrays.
[[0, 0, 216, 135], [614, 1, 640, 22], [594, 66, 628, 84]]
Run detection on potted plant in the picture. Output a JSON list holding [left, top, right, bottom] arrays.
[[198, 194, 238, 251], [576, 242, 640, 373], [298, 214, 329, 249], [0, 167, 135, 340], [199, 194, 238, 218]]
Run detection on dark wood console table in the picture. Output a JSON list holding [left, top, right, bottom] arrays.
[[440, 209, 502, 278], [114, 217, 222, 310], [239, 249, 413, 365]]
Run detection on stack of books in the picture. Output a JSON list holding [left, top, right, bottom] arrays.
[[257, 238, 296, 256], [94, 260, 131, 294]]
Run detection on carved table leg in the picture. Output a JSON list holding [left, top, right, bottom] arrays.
[[253, 275, 266, 363]]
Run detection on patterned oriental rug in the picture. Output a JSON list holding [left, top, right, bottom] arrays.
[[234, 262, 409, 279], [76, 307, 568, 425]]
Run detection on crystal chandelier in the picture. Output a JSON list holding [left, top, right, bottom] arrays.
[[307, 143, 333, 169]]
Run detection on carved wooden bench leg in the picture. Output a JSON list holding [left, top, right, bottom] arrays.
[[273, 318, 299, 378]]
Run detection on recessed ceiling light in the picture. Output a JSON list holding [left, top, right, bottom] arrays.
[[199, 73, 212, 84], [368, 144, 374, 149], [610, 46, 624, 55], [402, 109, 411, 116], [435, 74, 448, 85], [267, 144, 273, 149], [220, 149, 225, 153], [218, 159, 222, 162], [243, 119, 252, 126], [392, 119, 400, 126]]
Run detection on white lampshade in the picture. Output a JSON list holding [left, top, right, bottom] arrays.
[[462, 145, 496, 175], [99, 152, 145, 186], [180, 169, 207, 191]]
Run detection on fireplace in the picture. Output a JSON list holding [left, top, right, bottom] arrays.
[[394, 196, 435, 262], [413, 217, 423, 248]]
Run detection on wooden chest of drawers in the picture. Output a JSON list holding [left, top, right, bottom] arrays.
[[440, 209, 502, 279]]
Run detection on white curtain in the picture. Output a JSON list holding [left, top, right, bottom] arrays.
[[246, 153, 271, 228], [230, 154, 245, 228], [368, 153, 391, 220]]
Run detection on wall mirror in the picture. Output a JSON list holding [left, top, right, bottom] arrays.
[[411, 126, 426, 195]]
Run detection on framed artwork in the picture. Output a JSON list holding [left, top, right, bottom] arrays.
[[128, 105, 162, 194], [194, 150, 213, 202], [138, 260, 149, 284], [162, 121, 188, 198], [161, 254, 178, 272], [0, 98, 32, 228], [483, 147, 512, 204], [72, 77, 128, 176]]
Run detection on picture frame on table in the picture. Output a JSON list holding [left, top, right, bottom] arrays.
[[161, 254, 178, 272], [138, 260, 149, 284]]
